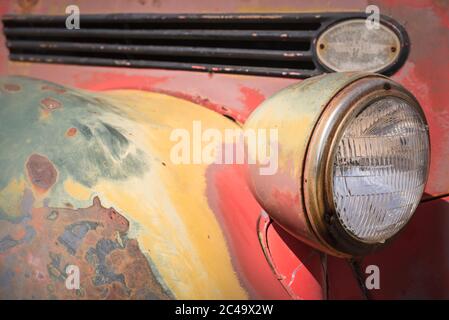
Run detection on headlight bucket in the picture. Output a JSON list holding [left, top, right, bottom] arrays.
[[244, 72, 430, 257]]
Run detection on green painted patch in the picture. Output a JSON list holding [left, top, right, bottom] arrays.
[[0, 76, 148, 198]]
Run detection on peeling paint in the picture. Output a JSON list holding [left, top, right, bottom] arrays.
[[0, 76, 247, 299]]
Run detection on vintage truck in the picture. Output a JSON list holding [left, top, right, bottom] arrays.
[[0, 0, 448, 299]]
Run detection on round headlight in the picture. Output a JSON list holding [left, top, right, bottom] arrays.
[[304, 75, 430, 256], [332, 96, 429, 243], [244, 72, 430, 257]]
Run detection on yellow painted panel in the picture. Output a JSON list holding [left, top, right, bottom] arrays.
[[84, 90, 248, 299]]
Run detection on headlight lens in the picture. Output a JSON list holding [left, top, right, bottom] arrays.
[[332, 97, 430, 243]]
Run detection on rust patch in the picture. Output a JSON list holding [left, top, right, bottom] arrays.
[[25, 154, 57, 192], [40, 97, 62, 111], [65, 127, 78, 137], [153, 88, 244, 124], [41, 85, 66, 94], [3, 83, 21, 92], [0, 195, 170, 299]]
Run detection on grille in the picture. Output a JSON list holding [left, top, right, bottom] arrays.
[[2, 13, 404, 78]]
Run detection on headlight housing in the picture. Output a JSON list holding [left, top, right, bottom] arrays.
[[245, 72, 430, 257]]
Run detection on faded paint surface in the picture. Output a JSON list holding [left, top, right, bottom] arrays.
[[259, 213, 326, 299], [205, 163, 292, 299], [0, 0, 448, 300], [0, 0, 446, 198], [0, 194, 169, 299], [0, 76, 250, 299]]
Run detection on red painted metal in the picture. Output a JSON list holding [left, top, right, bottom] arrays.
[[362, 195, 449, 299], [376, 0, 449, 198], [205, 163, 292, 299], [263, 220, 326, 299], [328, 195, 449, 299]]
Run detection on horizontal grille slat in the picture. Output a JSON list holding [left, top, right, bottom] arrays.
[[4, 28, 316, 42], [7, 41, 312, 61], [2, 13, 328, 26], [10, 53, 319, 78], [2, 12, 407, 78]]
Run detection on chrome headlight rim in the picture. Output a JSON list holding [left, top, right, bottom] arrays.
[[303, 75, 430, 257]]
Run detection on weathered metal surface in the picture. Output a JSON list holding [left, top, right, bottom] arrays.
[[6, 54, 317, 79], [0, 0, 448, 300], [2, 12, 408, 78], [6, 41, 313, 61], [204, 163, 293, 299], [203, 156, 328, 300], [0, 76, 256, 299], [0, 195, 169, 299], [2, 28, 316, 42], [1, 1, 446, 197], [258, 212, 326, 299]]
